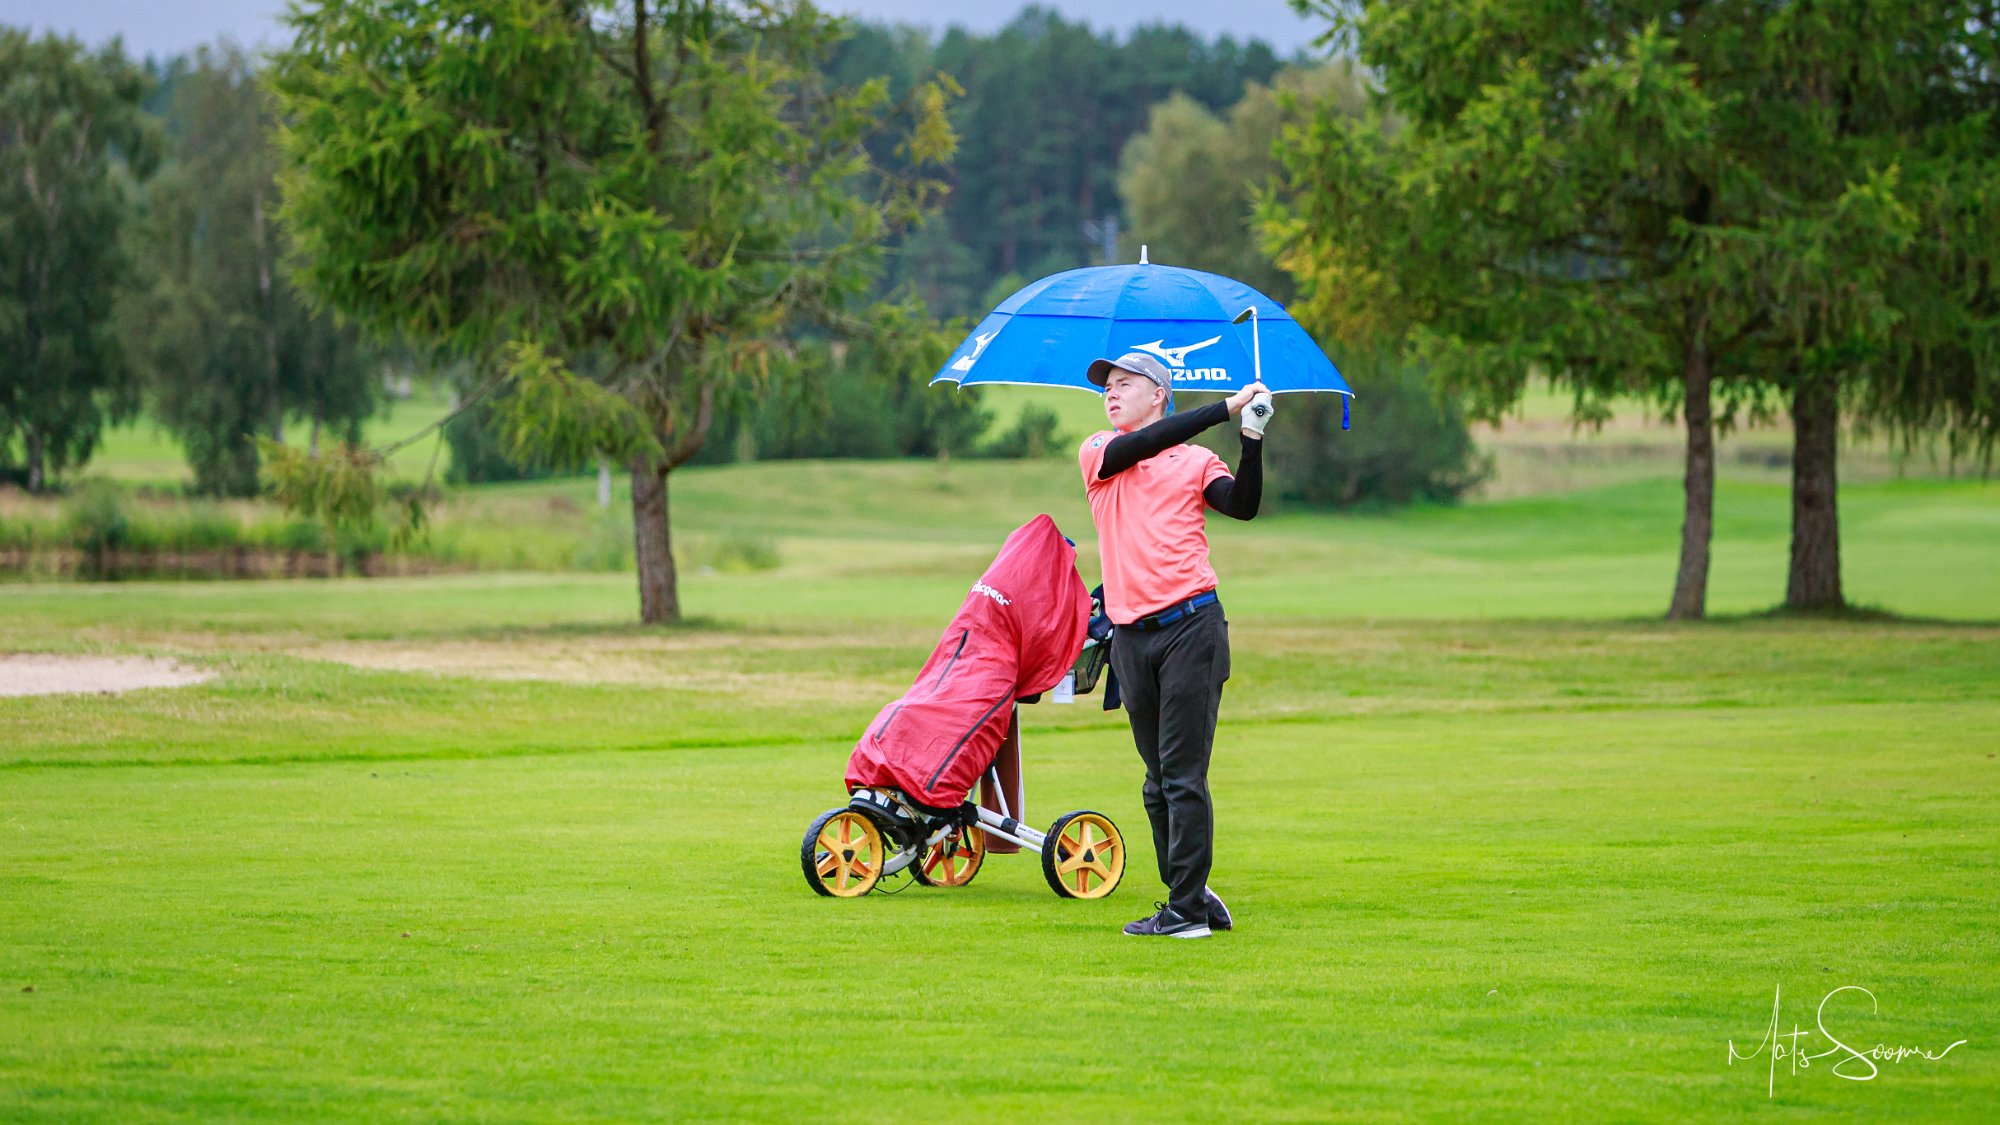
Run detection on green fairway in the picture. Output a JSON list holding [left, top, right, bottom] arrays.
[[4, 460, 1997, 1120]]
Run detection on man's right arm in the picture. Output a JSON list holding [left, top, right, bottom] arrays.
[[1096, 402, 1232, 479]]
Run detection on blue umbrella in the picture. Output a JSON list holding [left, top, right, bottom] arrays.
[[930, 251, 1352, 427]]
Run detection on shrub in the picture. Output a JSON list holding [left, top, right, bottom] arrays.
[[170, 503, 246, 550], [0, 509, 58, 551], [62, 484, 131, 554], [273, 518, 328, 554], [334, 520, 389, 569], [980, 404, 1069, 459]]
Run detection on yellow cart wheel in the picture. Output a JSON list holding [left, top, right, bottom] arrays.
[[1041, 810, 1124, 900], [801, 808, 887, 898], [912, 824, 986, 888]]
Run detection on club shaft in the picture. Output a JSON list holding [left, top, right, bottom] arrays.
[[1252, 309, 1262, 384]]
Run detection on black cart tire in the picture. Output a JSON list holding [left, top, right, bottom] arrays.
[[1041, 810, 1124, 899], [801, 808, 887, 897]]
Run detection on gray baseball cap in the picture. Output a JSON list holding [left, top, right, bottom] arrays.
[[1087, 351, 1174, 392]]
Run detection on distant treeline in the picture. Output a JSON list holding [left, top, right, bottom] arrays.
[[1, 6, 1480, 515], [0, 11, 1270, 482]]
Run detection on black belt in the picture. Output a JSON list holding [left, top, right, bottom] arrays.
[[1119, 590, 1218, 632]]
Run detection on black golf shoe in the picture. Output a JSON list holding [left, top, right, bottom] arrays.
[[1122, 902, 1211, 939], [1203, 886, 1232, 932]]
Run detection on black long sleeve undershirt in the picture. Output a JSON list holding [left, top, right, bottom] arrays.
[[1203, 435, 1261, 521], [1097, 401, 1231, 477], [1097, 399, 1262, 520]]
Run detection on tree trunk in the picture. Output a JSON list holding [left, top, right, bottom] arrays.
[[1785, 375, 1844, 611], [24, 427, 46, 494], [1668, 315, 1714, 620], [631, 454, 679, 624], [630, 384, 715, 625]]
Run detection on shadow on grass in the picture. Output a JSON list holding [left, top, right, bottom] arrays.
[[1333, 607, 2000, 630], [1729, 601, 2000, 629], [1592, 600, 2000, 624]]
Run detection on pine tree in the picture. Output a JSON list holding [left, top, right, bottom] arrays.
[[269, 0, 954, 622], [1281, 1, 1969, 618]]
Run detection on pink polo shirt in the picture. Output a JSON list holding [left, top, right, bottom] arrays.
[[1079, 429, 1230, 624]]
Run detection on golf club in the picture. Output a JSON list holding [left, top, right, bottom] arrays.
[[1232, 305, 1261, 386], [1232, 305, 1280, 430]]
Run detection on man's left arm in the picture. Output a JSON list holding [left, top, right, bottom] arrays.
[[1202, 433, 1262, 521], [1203, 390, 1271, 521]]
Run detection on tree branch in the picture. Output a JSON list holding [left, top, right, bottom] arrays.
[[664, 382, 716, 469]]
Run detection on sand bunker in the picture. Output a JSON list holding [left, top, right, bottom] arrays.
[[0, 654, 213, 697]]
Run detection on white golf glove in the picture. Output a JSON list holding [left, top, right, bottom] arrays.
[[1241, 392, 1274, 438]]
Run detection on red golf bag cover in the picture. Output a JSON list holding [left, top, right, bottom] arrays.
[[845, 514, 1090, 809]]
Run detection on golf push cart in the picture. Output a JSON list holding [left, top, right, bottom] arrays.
[[800, 514, 1120, 900]]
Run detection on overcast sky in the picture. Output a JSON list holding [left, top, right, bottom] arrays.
[[0, 1, 1330, 61]]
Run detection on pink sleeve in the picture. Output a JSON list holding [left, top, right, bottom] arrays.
[[1079, 432, 1113, 489], [1199, 447, 1230, 490]]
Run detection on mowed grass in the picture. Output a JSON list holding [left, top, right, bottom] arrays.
[[3, 454, 1998, 1120]]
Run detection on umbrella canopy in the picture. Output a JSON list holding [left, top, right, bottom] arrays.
[[929, 258, 1351, 401]]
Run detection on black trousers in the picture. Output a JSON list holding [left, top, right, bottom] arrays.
[[1109, 598, 1229, 922]]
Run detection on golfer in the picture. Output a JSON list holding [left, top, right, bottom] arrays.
[[1080, 352, 1271, 939]]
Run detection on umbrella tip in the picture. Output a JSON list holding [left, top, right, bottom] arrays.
[[1139, 244, 1148, 265]]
